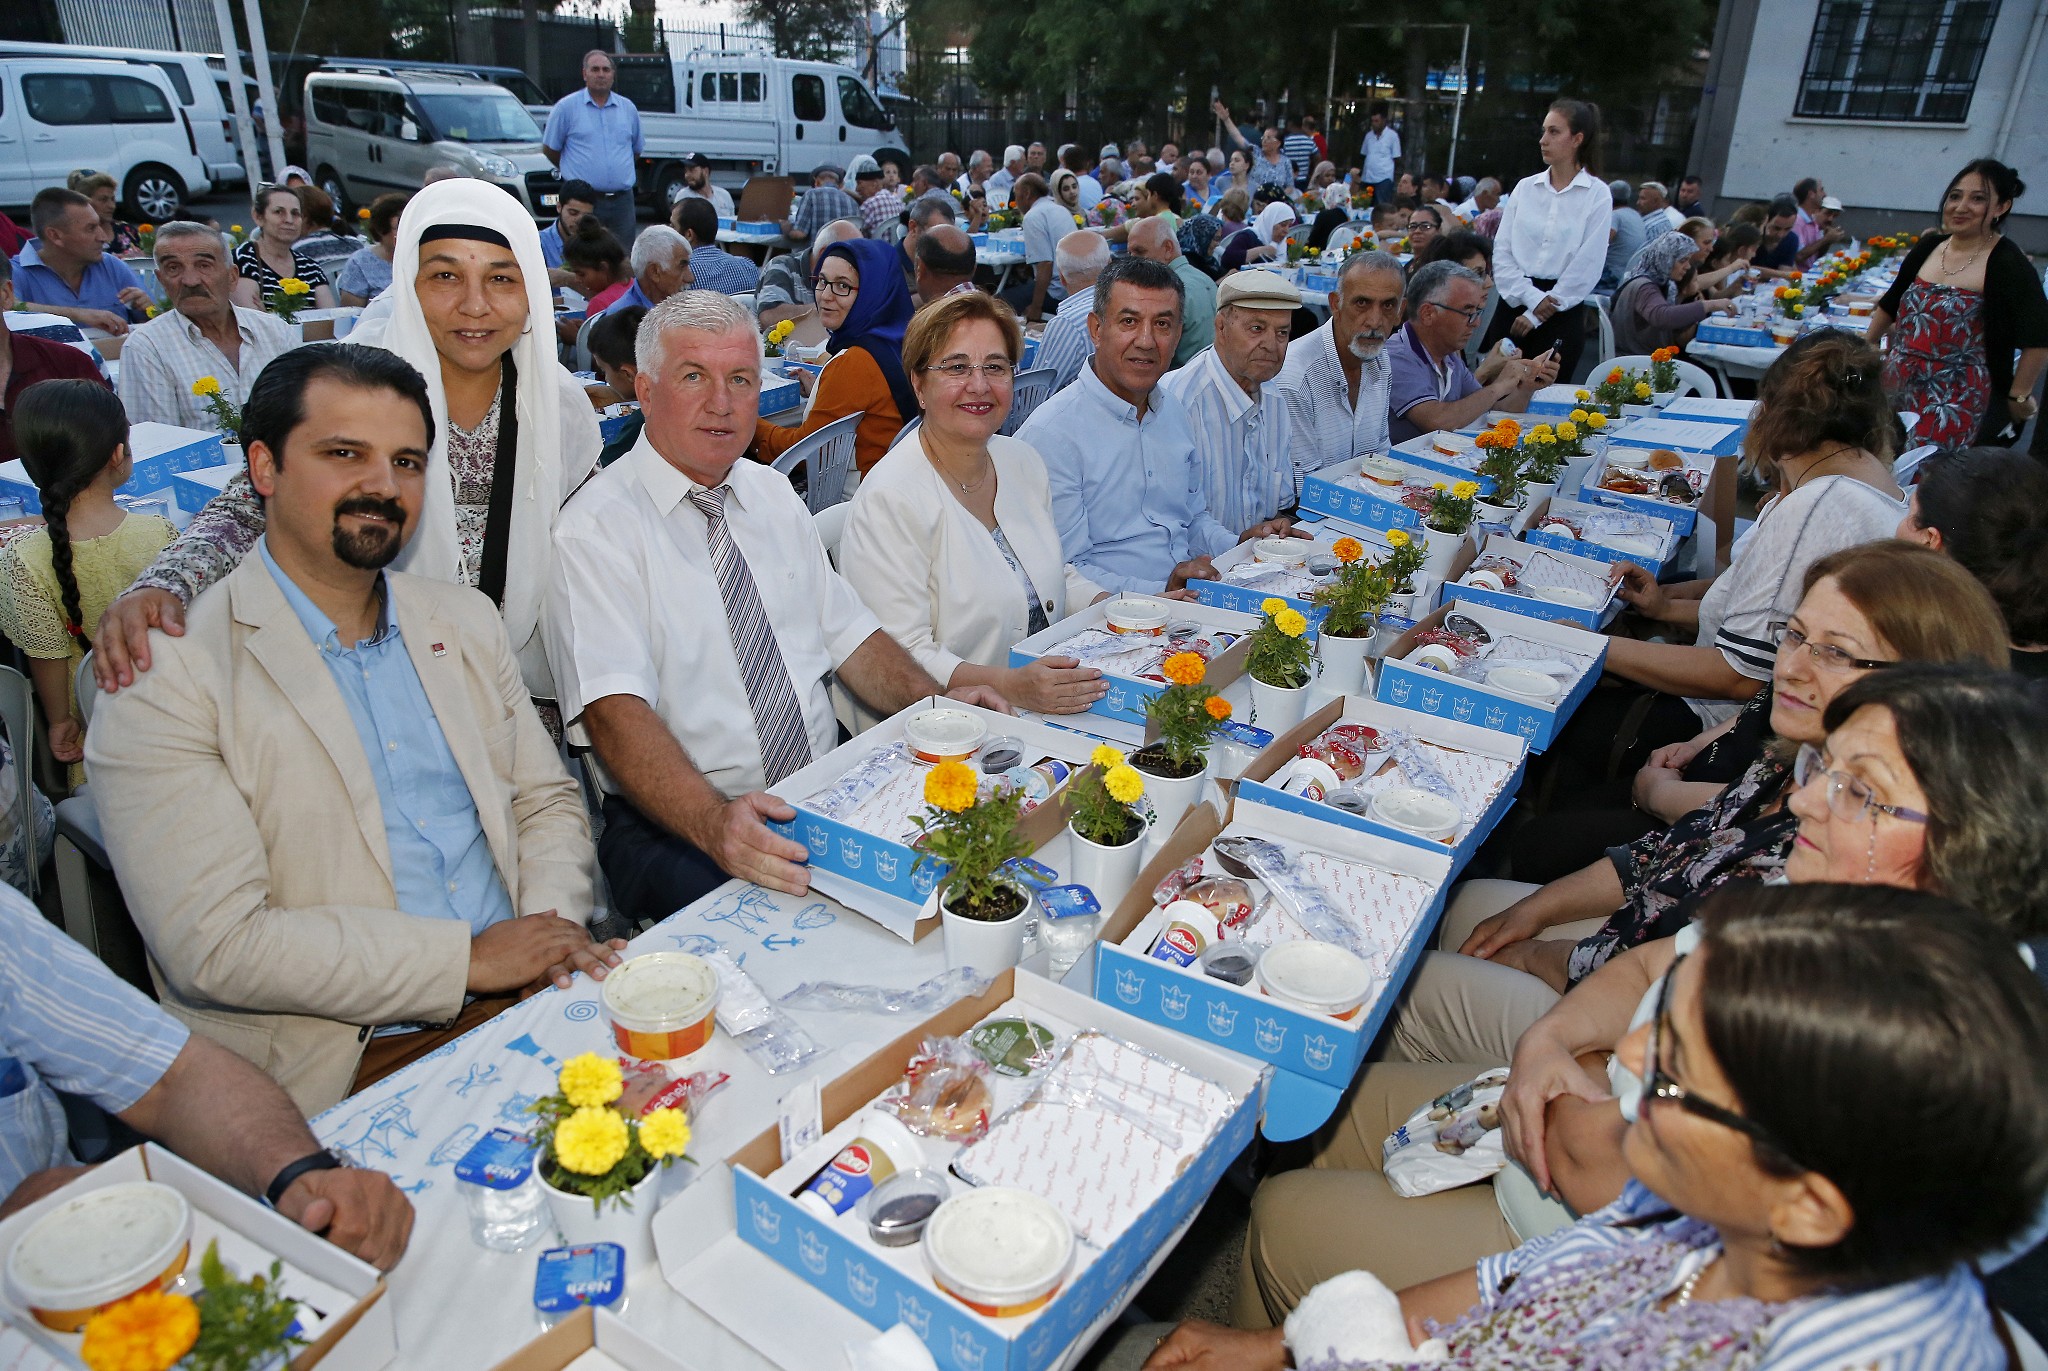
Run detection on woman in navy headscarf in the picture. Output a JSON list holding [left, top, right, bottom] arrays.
[[755, 236, 920, 478]]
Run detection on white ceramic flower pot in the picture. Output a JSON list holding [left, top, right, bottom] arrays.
[[1651, 387, 1679, 409], [1316, 628, 1375, 697], [1133, 754, 1211, 836], [1065, 821, 1145, 910], [1560, 450, 1597, 498], [1522, 480, 1559, 525], [1622, 403, 1660, 420], [1249, 676, 1311, 731], [540, 1155, 661, 1270], [1472, 498, 1517, 526], [1421, 523, 1465, 582], [941, 885, 1034, 974]]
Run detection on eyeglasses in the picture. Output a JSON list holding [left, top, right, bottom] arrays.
[[1645, 953, 1805, 1164], [1792, 743, 1930, 826], [1426, 301, 1484, 325], [1768, 621, 1896, 673], [922, 361, 1016, 382], [811, 276, 858, 298]]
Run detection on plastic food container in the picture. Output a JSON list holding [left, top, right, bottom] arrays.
[[1465, 570, 1507, 593], [1605, 448, 1650, 470], [1253, 537, 1310, 567], [1199, 940, 1258, 986], [1486, 666, 1562, 702], [1846, 299, 1874, 316], [1539, 585, 1605, 612], [1770, 321, 1800, 344], [533, 1242, 626, 1329], [1430, 431, 1477, 458], [1369, 784, 1464, 841], [1403, 643, 1460, 674], [7, 1182, 193, 1331], [601, 952, 720, 1062], [857, 1167, 950, 1247], [1256, 940, 1375, 1021], [924, 1188, 1074, 1318], [797, 1111, 925, 1219], [1104, 597, 1169, 635], [904, 708, 988, 764], [1357, 455, 1406, 485], [1539, 521, 1578, 539]]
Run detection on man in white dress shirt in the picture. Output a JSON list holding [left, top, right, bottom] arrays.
[[546, 291, 1004, 922], [117, 222, 293, 430], [1274, 250, 1403, 493], [1161, 271, 1298, 536]]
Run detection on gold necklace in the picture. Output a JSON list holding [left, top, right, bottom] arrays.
[[1936, 235, 1984, 278], [922, 431, 993, 493]]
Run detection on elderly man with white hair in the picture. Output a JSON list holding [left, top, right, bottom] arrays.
[[988, 146, 1028, 195], [1161, 271, 1300, 535], [546, 291, 1006, 923], [1274, 250, 1403, 491], [602, 224, 694, 315], [957, 150, 993, 194], [117, 221, 294, 429], [1036, 230, 1112, 394]]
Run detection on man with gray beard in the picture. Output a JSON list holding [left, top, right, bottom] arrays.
[[1273, 250, 1404, 493]]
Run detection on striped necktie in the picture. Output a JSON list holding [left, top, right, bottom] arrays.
[[687, 484, 813, 785]]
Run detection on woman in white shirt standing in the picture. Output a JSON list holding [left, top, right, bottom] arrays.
[[1481, 98, 1611, 380], [840, 292, 1110, 713]]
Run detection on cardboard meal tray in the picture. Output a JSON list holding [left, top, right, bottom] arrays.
[[0, 422, 224, 514], [1234, 696, 1527, 879], [1096, 797, 1452, 1140], [173, 461, 244, 516], [1518, 494, 1680, 579], [489, 1307, 694, 1371], [1388, 432, 1500, 494], [1376, 600, 1608, 753], [1188, 522, 1402, 625], [1604, 413, 1746, 460], [1437, 533, 1624, 633], [1579, 450, 1709, 537], [0, 1145, 394, 1371], [708, 968, 1265, 1371], [1008, 599, 1258, 731], [1297, 456, 1456, 530], [766, 697, 1087, 940]]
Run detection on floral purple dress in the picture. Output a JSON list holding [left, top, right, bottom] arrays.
[[1882, 279, 1992, 450]]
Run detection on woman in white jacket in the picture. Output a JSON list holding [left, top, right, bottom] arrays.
[[839, 292, 1109, 714]]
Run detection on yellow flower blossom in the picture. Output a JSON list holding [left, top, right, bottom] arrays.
[[558, 1052, 623, 1108], [1260, 596, 1287, 615], [639, 1107, 691, 1160], [1385, 528, 1411, 547], [1574, 388, 1592, 401], [1090, 743, 1124, 769], [279, 276, 311, 296], [1555, 420, 1578, 440], [1570, 408, 1590, 424], [1331, 536, 1364, 563], [1452, 481, 1480, 500], [1633, 381, 1652, 400], [552, 1106, 629, 1175], [923, 759, 979, 813], [192, 376, 222, 397], [1274, 608, 1308, 638], [1103, 764, 1145, 804], [1586, 411, 1608, 429], [80, 1291, 199, 1371]]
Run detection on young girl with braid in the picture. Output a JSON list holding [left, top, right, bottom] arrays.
[[0, 382, 173, 785]]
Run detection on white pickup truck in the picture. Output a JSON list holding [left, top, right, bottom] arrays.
[[603, 48, 909, 208]]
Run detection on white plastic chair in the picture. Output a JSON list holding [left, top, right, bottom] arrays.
[[1585, 296, 1616, 371], [1000, 367, 1057, 437], [1323, 224, 1363, 258], [732, 292, 756, 314], [770, 411, 862, 513], [814, 501, 852, 571], [1600, 352, 1716, 398], [572, 313, 599, 373]]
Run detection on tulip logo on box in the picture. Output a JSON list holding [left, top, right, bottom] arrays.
[[1254, 1017, 1288, 1053], [845, 1260, 879, 1307], [1484, 705, 1509, 730], [838, 836, 863, 869], [1518, 714, 1541, 738], [950, 1329, 988, 1371], [1159, 983, 1191, 1020], [748, 1197, 782, 1244], [897, 1293, 932, 1338], [911, 863, 939, 896], [1206, 1000, 1239, 1036], [798, 1228, 830, 1274], [1105, 685, 1129, 715], [874, 850, 899, 882], [806, 822, 829, 856], [1303, 1033, 1338, 1072], [1347, 495, 1368, 516], [1420, 686, 1444, 712], [1389, 677, 1413, 703], [1451, 696, 1475, 721], [1114, 967, 1144, 1005]]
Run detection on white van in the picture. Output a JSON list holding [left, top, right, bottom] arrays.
[[607, 49, 908, 207], [0, 40, 245, 190], [0, 58, 212, 219]]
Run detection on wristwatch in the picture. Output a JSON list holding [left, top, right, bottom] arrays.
[[265, 1149, 345, 1207]]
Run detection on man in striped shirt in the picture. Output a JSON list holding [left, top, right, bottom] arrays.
[[1161, 270, 1298, 535], [1035, 231, 1110, 394], [1282, 116, 1319, 190], [1274, 250, 1403, 493]]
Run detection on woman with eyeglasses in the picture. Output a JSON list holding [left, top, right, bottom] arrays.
[[754, 236, 916, 479], [838, 292, 1110, 715]]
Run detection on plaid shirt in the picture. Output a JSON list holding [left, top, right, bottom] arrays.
[[860, 187, 906, 237], [117, 305, 294, 430], [792, 184, 861, 240]]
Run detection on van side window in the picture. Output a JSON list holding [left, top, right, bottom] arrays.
[[22, 74, 98, 125], [373, 90, 415, 139], [791, 73, 826, 123], [309, 82, 350, 128], [718, 72, 738, 101], [147, 61, 194, 103], [741, 72, 762, 102], [837, 76, 887, 131], [700, 72, 717, 103]]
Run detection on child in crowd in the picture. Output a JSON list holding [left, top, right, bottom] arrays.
[[587, 306, 646, 468]]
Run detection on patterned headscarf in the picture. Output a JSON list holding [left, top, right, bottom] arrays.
[[1622, 230, 1703, 303]]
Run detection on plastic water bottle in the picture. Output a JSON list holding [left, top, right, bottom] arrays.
[[456, 1127, 548, 1252]]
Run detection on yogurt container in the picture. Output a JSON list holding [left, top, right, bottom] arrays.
[[1252, 537, 1310, 567], [1430, 431, 1477, 459], [1464, 570, 1507, 593], [1356, 455, 1406, 485], [533, 1242, 626, 1329], [924, 1188, 1074, 1318], [1149, 906, 1211, 966], [601, 952, 720, 1062], [904, 708, 988, 764], [1256, 940, 1375, 1021], [1403, 643, 1460, 674], [1104, 597, 1170, 635], [1605, 448, 1650, 470], [1368, 785, 1464, 841], [7, 1182, 193, 1331], [1486, 666, 1562, 702], [797, 1111, 924, 1219]]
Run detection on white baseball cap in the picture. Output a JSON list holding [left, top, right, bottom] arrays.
[[1820, 194, 1844, 212]]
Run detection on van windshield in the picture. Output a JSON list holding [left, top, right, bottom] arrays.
[[414, 90, 541, 142]]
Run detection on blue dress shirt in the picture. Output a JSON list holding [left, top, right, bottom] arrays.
[[260, 539, 513, 934], [602, 278, 656, 316], [538, 221, 565, 269], [1017, 360, 1238, 593], [542, 90, 644, 194], [683, 241, 761, 296], [11, 238, 149, 322]]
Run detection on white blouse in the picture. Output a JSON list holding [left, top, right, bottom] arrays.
[[839, 432, 1104, 683], [1491, 167, 1612, 314]]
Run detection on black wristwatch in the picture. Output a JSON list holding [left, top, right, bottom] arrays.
[[265, 1149, 345, 1207]]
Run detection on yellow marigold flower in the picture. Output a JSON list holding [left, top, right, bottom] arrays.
[[1432, 481, 1448, 492], [1090, 743, 1123, 769], [1103, 764, 1145, 804], [1555, 420, 1577, 440], [1570, 408, 1590, 424], [1452, 481, 1480, 500], [231, 223, 243, 232], [558, 1052, 623, 1108], [1160, 651, 1206, 687], [923, 759, 979, 813], [1274, 608, 1308, 638], [1633, 381, 1652, 400], [280, 276, 310, 296], [553, 1106, 629, 1176], [1204, 695, 1232, 721], [191, 376, 221, 397], [1586, 412, 1608, 429], [639, 1106, 691, 1159], [1260, 596, 1287, 615], [1575, 388, 1592, 401], [1385, 528, 1411, 547], [80, 1290, 199, 1371]]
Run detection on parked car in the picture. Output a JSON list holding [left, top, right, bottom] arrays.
[[607, 49, 909, 207], [0, 57, 211, 219], [0, 40, 248, 191], [303, 66, 561, 217], [325, 58, 550, 110]]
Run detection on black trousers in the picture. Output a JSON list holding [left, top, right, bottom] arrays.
[[598, 794, 730, 927], [1479, 275, 1588, 382]]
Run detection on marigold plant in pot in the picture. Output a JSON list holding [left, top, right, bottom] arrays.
[[527, 1051, 693, 1267], [1310, 538, 1390, 695], [1246, 598, 1314, 728], [915, 759, 1034, 970], [1136, 651, 1230, 830], [1064, 745, 1149, 905]]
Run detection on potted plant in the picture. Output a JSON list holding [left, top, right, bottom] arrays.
[[1421, 480, 1480, 581], [1649, 346, 1682, 403], [1591, 366, 1651, 419], [191, 376, 242, 447], [764, 318, 795, 358], [268, 276, 314, 335], [528, 1051, 693, 1269], [1245, 597, 1314, 730], [1310, 537, 1391, 695], [1473, 421, 1526, 523], [914, 759, 1034, 973], [1063, 744, 1149, 907], [1136, 650, 1230, 831], [135, 223, 156, 256], [1559, 405, 1608, 494], [77, 1240, 305, 1371], [1517, 422, 1567, 515]]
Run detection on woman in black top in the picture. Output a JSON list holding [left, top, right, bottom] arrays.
[[231, 184, 337, 313], [1898, 445, 2048, 677]]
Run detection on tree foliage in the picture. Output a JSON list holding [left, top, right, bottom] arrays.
[[739, 0, 867, 61]]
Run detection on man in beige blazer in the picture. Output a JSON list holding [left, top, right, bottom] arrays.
[[89, 344, 611, 1115]]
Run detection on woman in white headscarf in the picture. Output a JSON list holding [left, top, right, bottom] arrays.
[[1611, 228, 1737, 355], [92, 180, 601, 702]]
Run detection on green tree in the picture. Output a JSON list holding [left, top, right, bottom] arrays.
[[739, 0, 866, 61]]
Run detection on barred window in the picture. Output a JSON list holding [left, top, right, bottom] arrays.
[[1795, 0, 2001, 122]]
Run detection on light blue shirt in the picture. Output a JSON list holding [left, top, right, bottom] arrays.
[[542, 89, 644, 194], [683, 241, 761, 296], [11, 238, 148, 322], [538, 221, 565, 269], [602, 278, 656, 316], [259, 539, 513, 935], [0, 885, 187, 1204], [1017, 360, 1237, 593], [1035, 287, 1096, 395], [1161, 345, 1294, 535]]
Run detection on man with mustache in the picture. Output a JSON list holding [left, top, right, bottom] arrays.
[[1275, 250, 1404, 492], [88, 344, 609, 1115], [118, 221, 294, 430]]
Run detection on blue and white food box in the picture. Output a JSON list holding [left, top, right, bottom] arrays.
[[1695, 319, 1776, 348], [1663, 396, 1757, 423], [1390, 431, 1499, 494], [1521, 495, 1680, 579], [0, 421, 223, 514], [598, 401, 641, 446], [1437, 533, 1622, 632], [172, 461, 242, 516], [1377, 601, 1607, 752], [489, 1306, 689, 1370], [1189, 522, 1402, 626], [1524, 383, 1588, 417], [1235, 696, 1527, 879], [1298, 456, 1445, 530], [730, 220, 783, 241], [1009, 598, 1257, 731], [700, 968, 1265, 1371], [1606, 413, 1746, 460], [1295, 264, 1341, 295], [758, 366, 804, 416], [766, 697, 1087, 940], [1579, 449, 1711, 537], [1097, 796, 1450, 1139]]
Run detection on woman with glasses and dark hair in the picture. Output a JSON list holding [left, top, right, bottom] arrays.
[[1190, 882, 2048, 1365], [838, 291, 1109, 716]]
